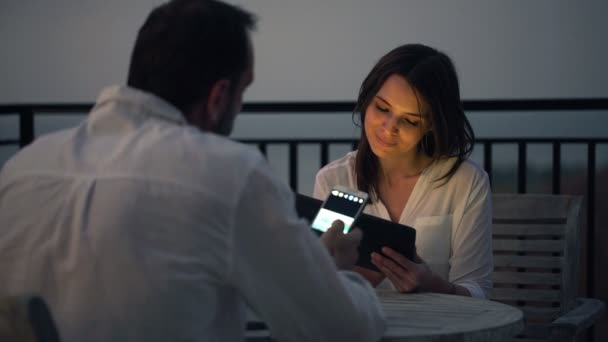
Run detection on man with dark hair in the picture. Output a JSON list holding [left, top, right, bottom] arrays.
[[0, 1, 385, 341], [127, 0, 255, 135]]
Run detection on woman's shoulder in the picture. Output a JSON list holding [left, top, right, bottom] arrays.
[[317, 151, 357, 177], [431, 157, 488, 185], [314, 151, 358, 198], [455, 158, 487, 179], [427, 158, 491, 210]]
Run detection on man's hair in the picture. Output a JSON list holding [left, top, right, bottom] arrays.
[[127, 0, 256, 115], [353, 44, 475, 200]]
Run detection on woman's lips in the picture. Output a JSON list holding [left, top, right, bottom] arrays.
[[374, 132, 397, 147]]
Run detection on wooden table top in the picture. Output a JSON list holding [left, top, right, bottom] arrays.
[[246, 290, 524, 342], [377, 290, 523, 341]]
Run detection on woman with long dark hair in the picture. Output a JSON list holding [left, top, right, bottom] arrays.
[[314, 44, 492, 298]]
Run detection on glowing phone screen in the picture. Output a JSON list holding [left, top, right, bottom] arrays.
[[311, 189, 366, 234]]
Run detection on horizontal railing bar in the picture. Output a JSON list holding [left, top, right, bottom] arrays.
[[239, 99, 608, 112], [3, 136, 606, 145], [242, 138, 608, 144], [0, 104, 93, 113], [2, 97, 608, 114], [240, 139, 358, 144], [476, 138, 608, 143], [461, 98, 608, 111]]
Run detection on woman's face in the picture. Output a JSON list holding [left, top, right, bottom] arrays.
[[364, 74, 430, 162]]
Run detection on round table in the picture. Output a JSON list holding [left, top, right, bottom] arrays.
[[377, 290, 523, 341], [245, 290, 524, 342]]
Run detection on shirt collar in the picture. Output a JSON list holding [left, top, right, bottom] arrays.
[[93, 85, 188, 125]]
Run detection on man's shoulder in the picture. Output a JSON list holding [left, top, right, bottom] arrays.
[[180, 129, 263, 167], [167, 129, 267, 192], [1, 128, 76, 175]]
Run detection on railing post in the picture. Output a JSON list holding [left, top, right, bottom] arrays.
[[258, 142, 267, 157], [587, 142, 596, 298], [518, 142, 527, 193], [484, 142, 493, 186], [19, 109, 35, 148], [552, 142, 561, 194], [587, 142, 596, 342], [289, 143, 298, 192], [320, 142, 329, 167]]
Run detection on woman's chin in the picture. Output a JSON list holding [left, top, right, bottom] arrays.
[[369, 143, 394, 159]]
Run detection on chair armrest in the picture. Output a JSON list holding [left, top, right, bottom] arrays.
[[549, 297, 605, 340]]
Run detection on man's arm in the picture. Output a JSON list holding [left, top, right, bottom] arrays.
[[229, 158, 385, 342]]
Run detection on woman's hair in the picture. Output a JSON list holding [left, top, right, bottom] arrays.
[[354, 43, 475, 198]]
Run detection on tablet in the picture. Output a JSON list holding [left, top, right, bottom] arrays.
[[295, 193, 416, 272]]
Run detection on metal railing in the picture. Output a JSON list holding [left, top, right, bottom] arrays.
[[1, 99, 607, 304]]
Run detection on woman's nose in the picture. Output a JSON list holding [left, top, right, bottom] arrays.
[[382, 115, 399, 133]]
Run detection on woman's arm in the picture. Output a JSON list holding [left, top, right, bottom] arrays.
[[371, 248, 471, 295], [448, 169, 493, 299]]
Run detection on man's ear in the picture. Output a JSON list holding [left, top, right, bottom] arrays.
[[206, 79, 231, 127]]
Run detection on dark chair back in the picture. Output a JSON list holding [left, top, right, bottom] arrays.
[[0, 295, 61, 342]]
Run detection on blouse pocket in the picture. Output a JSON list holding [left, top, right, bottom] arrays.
[[413, 215, 453, 265]]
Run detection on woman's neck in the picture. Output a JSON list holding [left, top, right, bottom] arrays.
[[378, 152, 433, 186]]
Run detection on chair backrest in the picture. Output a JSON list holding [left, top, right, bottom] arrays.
[[490, 194, 582, 341], [0, 295, 61, 342]]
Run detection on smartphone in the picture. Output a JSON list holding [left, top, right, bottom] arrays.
[[295, 192, 416, 271], [310, 186, 369, 234]]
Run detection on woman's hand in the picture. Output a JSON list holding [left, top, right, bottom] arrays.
[[370, 247, 433, 293]]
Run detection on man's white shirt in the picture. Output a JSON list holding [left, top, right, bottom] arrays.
[[0, 85, 385, 342]]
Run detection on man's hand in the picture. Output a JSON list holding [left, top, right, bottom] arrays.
[[353, 266, 385, 287], [320, 220, 362, 270]]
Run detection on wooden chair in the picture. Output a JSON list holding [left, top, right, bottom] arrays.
[[0, 295, 61, 342], [491, 194, 605, 342]]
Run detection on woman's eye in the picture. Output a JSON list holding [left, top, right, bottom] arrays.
[[374, 104, 389, 113], [400, 118, 420, 127]]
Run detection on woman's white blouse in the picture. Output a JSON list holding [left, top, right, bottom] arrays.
[[313, 151, 493, 299]]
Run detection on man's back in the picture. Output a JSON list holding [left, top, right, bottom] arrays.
[[0, 86, 265, 341], [0, 86, 385, 342]]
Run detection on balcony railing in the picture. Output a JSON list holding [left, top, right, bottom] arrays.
[[1, 99, 607, 304]]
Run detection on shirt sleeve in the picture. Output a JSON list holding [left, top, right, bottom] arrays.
[[449, 170, 493, 299], [229, 157, 386, 342]]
